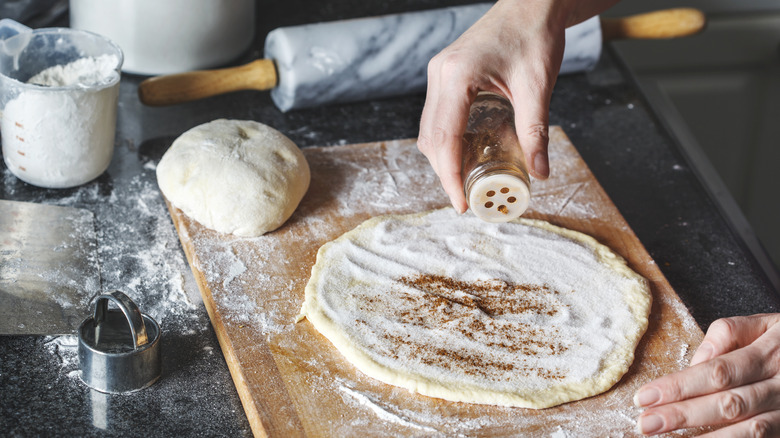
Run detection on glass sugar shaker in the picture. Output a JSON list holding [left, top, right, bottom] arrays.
[[462, 92, 531, 222]]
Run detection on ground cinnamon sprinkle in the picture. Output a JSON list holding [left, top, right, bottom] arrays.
[[397, 273, 562, 317], [357, 273, 570, 381]]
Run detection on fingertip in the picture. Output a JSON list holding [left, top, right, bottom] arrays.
[[633, 386, 661, 407], [689, 341, 713, 366], [637, 413, 664, 435], [457, 199, 469, 215], [445, 187, 469, 215]]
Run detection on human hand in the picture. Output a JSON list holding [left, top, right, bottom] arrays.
[[417, 0, 618, 213], [634, 313, 780, 436]]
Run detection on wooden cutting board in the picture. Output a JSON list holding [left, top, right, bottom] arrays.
[[165, 127, 705, 437]]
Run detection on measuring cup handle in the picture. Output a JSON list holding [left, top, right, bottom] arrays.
[[93, 290, 149, 349], [0, 19, 32, 40]]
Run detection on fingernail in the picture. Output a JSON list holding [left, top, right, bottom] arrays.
[[633, 387, 661, 407], [451, 200, 467, 215], [533, 153, 549, 179], [638, 414, 664, 435]]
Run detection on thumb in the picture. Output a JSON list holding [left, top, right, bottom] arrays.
[[516, 110, 550, 180]]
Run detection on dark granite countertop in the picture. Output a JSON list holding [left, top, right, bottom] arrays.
[[2, 1, 778, 437]]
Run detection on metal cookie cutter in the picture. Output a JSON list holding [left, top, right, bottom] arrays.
[[78, 291, 161, 393]]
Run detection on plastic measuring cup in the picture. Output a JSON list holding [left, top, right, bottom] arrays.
[[0, 19, 123, 189]]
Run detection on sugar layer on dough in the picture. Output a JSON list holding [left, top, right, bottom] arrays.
[[301, 208, 652, 408]]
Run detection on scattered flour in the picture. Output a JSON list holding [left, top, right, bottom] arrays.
[[8, 164, 202, 338], [186, 139, 447, 338], [324, 369, 643, 437], [679, 343, 690, 364], [95, 174, 199, 325], [44, 335, 81, 381], [529, 135, 600, 220], [169, 135, 702, 436], [25, 162, 205, 396], [1, 201, 101, 330], [338, 385, 439, 434]]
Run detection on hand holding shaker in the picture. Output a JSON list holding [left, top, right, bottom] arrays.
[[462, 92, 531, 222]]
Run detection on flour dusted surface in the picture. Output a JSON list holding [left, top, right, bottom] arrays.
[[168, 135, 704, 436], [301, 208, 652, 408]]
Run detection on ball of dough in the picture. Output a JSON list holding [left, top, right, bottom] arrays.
[[157, 119, 310, 237]]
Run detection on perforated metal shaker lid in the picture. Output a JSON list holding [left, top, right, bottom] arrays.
[[467, 173, 530, 223]]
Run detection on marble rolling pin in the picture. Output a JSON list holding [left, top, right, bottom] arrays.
[[138, 5, 705, 111]]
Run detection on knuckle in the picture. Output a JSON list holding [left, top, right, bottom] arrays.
[[417, 128, 458, 156], [432, 126, 451, 146], [525, 124, 549, 142], [709, 317, 737, 340], [710, 359, 735, 389], [518, 63, 556, 96], [428, 50, 467, 79], [767, 343, 780, 372], [660, 379, 685, 402], [417, 134, 433, 154], [663, 406, 691, 429], [426, 53, 443, 74], [436, 51, 462, 72], [528, 72, 551, 94], [749, 417, 772, 438], [666, 385, 683, 402], [718, 392, 747, 421]]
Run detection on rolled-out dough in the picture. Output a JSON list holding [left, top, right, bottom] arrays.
[[156, 119, 310, 237], [300, 208, 652, 408]]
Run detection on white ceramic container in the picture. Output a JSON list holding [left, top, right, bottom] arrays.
[[69, 0, 255, 75]]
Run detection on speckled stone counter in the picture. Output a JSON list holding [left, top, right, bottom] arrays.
[[1, 1, 778, 437]]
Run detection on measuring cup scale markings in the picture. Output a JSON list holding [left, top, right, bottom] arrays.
[[0, 23, 123, 189]]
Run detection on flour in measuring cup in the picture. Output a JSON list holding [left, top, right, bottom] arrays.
[[1, 55, 120, 188], [27, 54, 119, 87]]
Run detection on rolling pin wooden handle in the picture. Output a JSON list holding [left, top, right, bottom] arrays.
[[138, 59, 278, 106], [600, 8, 706, 41]]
